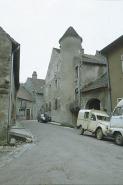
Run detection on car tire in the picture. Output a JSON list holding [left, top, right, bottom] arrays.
[[115, 132, 123, 146], [96, 128, 103, 140], [79, 126, 84, 135]]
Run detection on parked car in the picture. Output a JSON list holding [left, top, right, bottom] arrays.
[[38, 113, 51, 123], [108, 99, 123, 146], [77, 109, 110, 140]]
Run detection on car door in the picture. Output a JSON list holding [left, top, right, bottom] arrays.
[[88, 114, 97, 132]]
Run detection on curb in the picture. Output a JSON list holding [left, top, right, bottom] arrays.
[[9, 121, 34, 142]]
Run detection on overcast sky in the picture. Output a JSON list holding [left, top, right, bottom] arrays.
[[0, 0, 123, 83]]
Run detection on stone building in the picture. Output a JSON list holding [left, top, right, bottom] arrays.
[[44, 27, 109, 126], [16, 85, 36, 120], [23, 72, 45, 119], [100, 35, 123, 113], [0, 27, 20, 143]]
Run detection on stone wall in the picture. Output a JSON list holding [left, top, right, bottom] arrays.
[[0, 28, 12, 142]]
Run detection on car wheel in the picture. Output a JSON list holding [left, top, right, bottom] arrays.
[[115, 132, 123, 146], [96, 128, 103, 140], [79, 126, 84, 135]]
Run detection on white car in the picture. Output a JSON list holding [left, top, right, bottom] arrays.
[[77, 109, 110, 140]]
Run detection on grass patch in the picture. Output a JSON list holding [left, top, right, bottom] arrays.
[[60, 122, 74, 128]]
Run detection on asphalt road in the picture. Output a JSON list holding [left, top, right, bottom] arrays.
[[0, 120, 123, 185]]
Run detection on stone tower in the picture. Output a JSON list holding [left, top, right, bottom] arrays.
[[59, 27, 83, 124]]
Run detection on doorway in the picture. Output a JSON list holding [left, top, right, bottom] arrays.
[[86, 99, 100, 110], [26, 109, 30, 120]]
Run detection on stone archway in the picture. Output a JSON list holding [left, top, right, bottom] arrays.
[[86, 98, 101, 110]]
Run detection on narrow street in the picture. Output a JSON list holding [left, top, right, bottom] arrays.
[[0, 120, 123, 184]]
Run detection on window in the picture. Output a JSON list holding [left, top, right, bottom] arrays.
[[55, 79, 57, 90], [121, 55, 123, 72], [21, 100, 26, 109], [117, 98, 123, 103], [84, 112, 89, 119], [97, 115, 110, 121], [49, 84, 51, 93], [55, 98, 58, 110], [22, 100, 26, 105], [19, 109, 25, 116], [91, 114, 96, 121], [49, 101, 51, 111], [113, 107, 123, 116]]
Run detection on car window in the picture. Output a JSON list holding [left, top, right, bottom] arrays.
[[84, 112, 89, 119], [91, 114, 96, 121], [113, 107, 123, 116], [97, 115, 110, 121]]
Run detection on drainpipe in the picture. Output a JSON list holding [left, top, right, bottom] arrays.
[[7, 45, 20, 144], [105, 56, 112, 116], [78, 59, 83, 109]]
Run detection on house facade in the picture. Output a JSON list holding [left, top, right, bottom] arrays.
[[16, 85, 36, 120], [0, 27, 20, 143], [23, 72, 45, 119], [100, 35, 123, 113], [44, 27, 109, 126]]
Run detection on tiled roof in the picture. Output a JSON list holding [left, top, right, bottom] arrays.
[[100, 35, 123, 55], [29, 78, 45, 93], [17, 86, 35, 101], [0, 27, 19, 45], [59, 26, 82, 43], [82, 54, 106, 65], [81, 73, 108, 92]]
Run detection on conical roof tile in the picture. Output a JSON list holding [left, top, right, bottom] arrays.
[[59, 26, 82, 43]]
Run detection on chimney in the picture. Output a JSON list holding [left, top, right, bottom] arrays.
[[32, 71, 37, 79]]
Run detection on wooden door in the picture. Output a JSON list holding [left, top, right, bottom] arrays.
[[26, 109, 30, 120]]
